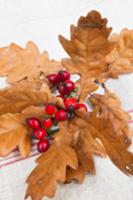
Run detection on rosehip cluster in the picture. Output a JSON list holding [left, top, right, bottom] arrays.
[[27, 100, 87, 153], [27, 103, 57, 153], [47, 70, 75, 99], [27, 117, 49, 153], [47, 70, 88, 114], [27, 70, 88, 154]]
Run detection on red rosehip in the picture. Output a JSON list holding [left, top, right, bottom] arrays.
[[58, 84, 68, 96], [58, 70, 70, 81], [37, 139, 49, 153], [45, 103, 56, 115], [43, 118, 53, 129], [47, 74, 60, 85], [27, 117, 41, 129], [65, 98, 78, 111], [55, 109, 67, 121], [33, 128, 47, 140], [78, 103, 88, 112], [64, 80, 75, 93]]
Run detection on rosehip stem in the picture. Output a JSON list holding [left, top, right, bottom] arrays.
[[67, 112, 75, 120], [68, 105, 74, 113]]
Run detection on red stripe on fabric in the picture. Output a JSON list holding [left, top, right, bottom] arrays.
[[128, 109, 133, 113], [0, 152, 40, 168], [0, 148, 37, 163]]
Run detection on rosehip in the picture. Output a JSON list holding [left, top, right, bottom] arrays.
[[58, 84, 68, 96], [33, 128, 47, 140], [64, 80, 75, 93], [27, 117, 41, 129], [43, 118, 53, 129], [37, 139, 49, 153], [45, 103, 56, 115], [55, 109, 67, 121], [47, 74, 60, 85], [58, 70, 70, 81], [65, 98, 78, 111], [78, 103, 88, 112]]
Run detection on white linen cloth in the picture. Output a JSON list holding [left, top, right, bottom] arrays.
[[0, 0, 133, 199]]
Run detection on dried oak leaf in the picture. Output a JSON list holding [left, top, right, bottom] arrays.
[[78, 78, 98, 101], [66, 131, 106, 183], [0, 113, 30, 157], [71, 110, 133, 178], [0, 106, 44, 157], [26, 122, 78, 200], [88, 113, 133, 176], [19, 105, 45, 122], [106, 28, 133, 78], [0, 79, 52, 115], [66, 114, 106, 183], [0, 41, 62, 84], [89, 87, 132, 138], [59, 10, 115, 98]]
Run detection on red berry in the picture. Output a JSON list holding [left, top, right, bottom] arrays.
[[27, 117, 41, 129], [65, 98, 78, 111], [43, 118, 53, 129], [58, 84, 68, 96], [58, 70, 70, 81], [37, 139, 49, 153], [47, 74, 60, 85], [64, 80, 75, 93], [55, 109, 67, 121], [33, 128, 47, 140], [45, 103, 56, 115], [78, 103, 88, 112]]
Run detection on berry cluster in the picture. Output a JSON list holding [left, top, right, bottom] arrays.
[[27, 103, 56, 153], [47, 70, 74, 99], [47, 70, 88, 113], [27, 70, 88, 153]]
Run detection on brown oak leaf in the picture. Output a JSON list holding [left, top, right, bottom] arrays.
[[0, 41, 62, 83], [89, 114, 133, 176], [19, 105, 45, 121], [78, 78, 98, 101], [89, 87, 132, 138], [66, 146, 95, 183], [99, 127, 133, 176], [106, 28, 133, 78], [0, 79, 52, 115], [25, 122, 78, 200], [66, 114, 106, 183], [0, 113, 31, 157], [59, 10, 115, 93], [76, 107, 133, 176], [0, 106, 44, 157], [66, 128, 106, 183]]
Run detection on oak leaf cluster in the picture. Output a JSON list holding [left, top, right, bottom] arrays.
[[0, 10, 133, 200]]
